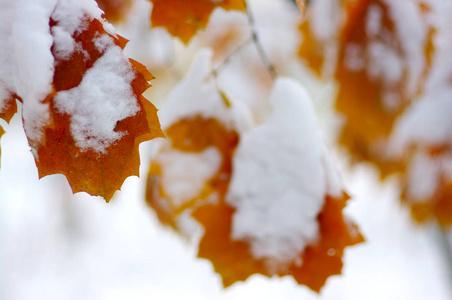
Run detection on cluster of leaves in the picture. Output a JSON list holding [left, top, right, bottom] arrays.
[[298, 0, 452, 226], [10, 0, 452, 294]]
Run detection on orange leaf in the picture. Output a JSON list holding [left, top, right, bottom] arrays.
[[284, 193, 364, 292], [0, 92, 18, 124], [34, 15, 163, 201], [193, 193, 363, 292], [298, 0, 435, 178], [146, 116, 238, 229], [146, 114, 362, 292], [147, 0, 245, 44], [192, 201, 267, 287]]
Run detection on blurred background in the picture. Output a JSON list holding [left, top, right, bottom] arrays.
[[1, 0, 452, 299]]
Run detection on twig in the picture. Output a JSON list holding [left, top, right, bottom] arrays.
[[211, 37, 253, 78], [436, 223, 452, 296], [244, 1, 277, 80]]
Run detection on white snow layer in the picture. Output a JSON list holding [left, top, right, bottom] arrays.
[[156, 147, 222, 208], [226, 78, 342, 269], [51, 0, 106, 36], [0, 0, 57, 144], [53, 46, 139, 153]]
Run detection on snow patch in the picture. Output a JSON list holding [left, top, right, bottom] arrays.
[[226, 78, 339, 269], [53, 46, 138, 153], [156, 147, 222, 208]]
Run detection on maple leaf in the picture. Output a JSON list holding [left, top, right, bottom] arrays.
[[299, 0, 435, 178], [31, 6, 163, 201], [146, 116, 239, 230], [284, 193, 363, 292], [193, 193, 363, 292], [147, 0, 245, 44], [334, 0, 435, 177], [146, 72, 363, 291]]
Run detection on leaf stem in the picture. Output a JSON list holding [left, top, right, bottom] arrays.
[[436, 223, 452, 296], [211, 37, 253, 78], [244, 1, 277, 80]]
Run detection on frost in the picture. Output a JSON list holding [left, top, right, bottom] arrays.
[[226, 78, 338, 268], [54, 46, 139, 153]]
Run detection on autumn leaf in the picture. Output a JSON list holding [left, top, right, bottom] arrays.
[[146, 116, 239, 230], [147, 0, 245, 44], [146, 72, 362, 292], [193, 193, 363, 292], [298, 0, 435, 178], [32, 6, 163, 201], [335, 0, 435, 177], [284, 194, 363, 292]]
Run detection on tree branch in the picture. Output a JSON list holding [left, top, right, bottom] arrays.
[[211, 37, 253, 78], [244, 1, 277, 80]]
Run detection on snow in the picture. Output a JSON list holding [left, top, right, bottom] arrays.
[[50, 25, 77, 60], [54, 46, 139, 153], [384, 0, 428, 96], [155, 146, 222, 208], [367, 42, 403, 85], [93, 33, 115, 52], [51, 0, 104, 36], [390, 88, 452, 155], [0, 0, 56, 145], [365, 5, 382, 37], [309, 0, 339, 42], [405, 151, 441, 202], [389, 2, 452, 156], [226, 78, 336, 269]]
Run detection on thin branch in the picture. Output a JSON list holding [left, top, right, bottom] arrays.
[[436, 223, 452, 295], [211, 37, 253, 78], [244, 1, 277, 80]]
